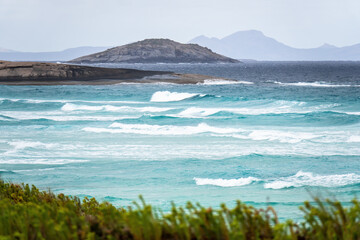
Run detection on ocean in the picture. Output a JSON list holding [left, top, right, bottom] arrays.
[[1, 61, 360, 220]]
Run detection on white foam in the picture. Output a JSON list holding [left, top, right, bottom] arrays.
[[0, 111, 140, 122], [61, 103, 173, 112], [4, 140, 79, 156], [274, 81, 360, 87], [84, 122, 358, 144], [0, 98, 145, 104], [39, 116, 138, 121], [348, 135, 360, 142], [8, 141, 57, 150], [175, 107, 221, 118], [13, 168, 56, 173], [200, 79, 253, 85], [150, 91, 203, 102], [231, 130, 319, 143], [194, 171, 360, 189], [84, 123, 243, 135], [344, 112, 360, 116], [194, 177, 259, 187], [0, 159, 88, 165], [172, 102, 315, 118], [264, 171, 360, 189]]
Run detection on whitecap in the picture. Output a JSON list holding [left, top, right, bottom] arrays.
[[174, 107, 221, 118], [194, 177, 259, 187], [231, 130, 319, 143], [150, 91, 204, 102], [0, 159, 88, 165], [347, 135, 360, 142], [264, 171, 360, 189], [4, 140, 79, 156], [199, 79, 253, 85], [7, 141, 57, 150], [274, 81, 360, 87], [13, 168, 56, 173], [171, 102, 314, 118], [61, 103, 173, 112], [84, 123, 243, 135]]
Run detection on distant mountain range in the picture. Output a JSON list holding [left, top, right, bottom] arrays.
[[2, 31, 360, 62], [189, 30, 360, 61], [70, 39, 238, 63], [0, 46, 110, 62], [0, 48, 15, 53]]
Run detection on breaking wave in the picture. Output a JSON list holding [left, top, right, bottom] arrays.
[[7, 141, 58, 151], [194, 177, 260, 187], [195, 171, 360, 189], [170, 102, 339, 118], [82, 122, 360, 144], [199, 79, 253, 85], [0, 98, 144, 104], [0, 159, 88, 165], [347, 135, 360, 142], [264, 171, 360, 189], [229, 130, 319, 143], [61, 103, 173, 112], [84, 123, 242, 135], [150, 91, 205, 102], [274, 81, 360, 87]]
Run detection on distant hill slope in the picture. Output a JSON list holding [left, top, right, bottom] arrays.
[[0, 46, 110, 62], [70, 39, 239, 63], [189, 30, 360, 61]]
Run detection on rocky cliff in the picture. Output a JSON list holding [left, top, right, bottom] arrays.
[[70, 39, 239, 63]]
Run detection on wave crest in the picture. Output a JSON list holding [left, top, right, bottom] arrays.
[[194, 177, 259, 187], [195, 171, 360, 189], [83, 123, 242, 135], [264, 171, 360, 189], [199, 79, 253, 85], [274, 81, 360, 87], [61, 103, 172, 112], [150, 91, 204, 102]]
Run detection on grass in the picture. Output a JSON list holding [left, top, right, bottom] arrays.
[[0, 179, 360, 239]]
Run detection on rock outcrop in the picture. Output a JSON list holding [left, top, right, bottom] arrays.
[[0, 61, 233, 85], [70, 39, 239, 64]]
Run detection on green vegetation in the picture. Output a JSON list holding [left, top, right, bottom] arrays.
[[0, 179, 360, 239]]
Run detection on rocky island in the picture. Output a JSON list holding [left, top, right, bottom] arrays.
[[70, 39, 239, 64], [0, 61, 234, 85]]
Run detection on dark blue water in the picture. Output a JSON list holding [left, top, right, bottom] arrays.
[[1, 62, 360, 220]]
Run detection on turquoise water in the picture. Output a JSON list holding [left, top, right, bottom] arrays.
[[1, 62, 360, 220]]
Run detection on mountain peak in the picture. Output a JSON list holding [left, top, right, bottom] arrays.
[[190, 29, 360, 60], [225, 30, 265, 39], [319, 43, 337, 49], [130, 38, 179, 46]]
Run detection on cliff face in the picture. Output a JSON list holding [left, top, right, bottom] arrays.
[[70, 39, 239, 63]]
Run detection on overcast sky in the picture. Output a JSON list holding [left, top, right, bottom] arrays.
[[1, 0, 360, 52]]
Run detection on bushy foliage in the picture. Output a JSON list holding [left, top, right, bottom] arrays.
[[0, 179, 360, 239]]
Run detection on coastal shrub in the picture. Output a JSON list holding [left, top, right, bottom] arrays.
[[0, 179, 360, 239]]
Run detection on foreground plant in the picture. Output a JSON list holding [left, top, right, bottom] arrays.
[[0, 179, 359, 240]]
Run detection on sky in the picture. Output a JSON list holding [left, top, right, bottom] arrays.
[[1, 0, 360, 52]]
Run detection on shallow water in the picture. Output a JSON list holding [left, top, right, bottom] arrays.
[[1, 62, 360, 220]]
